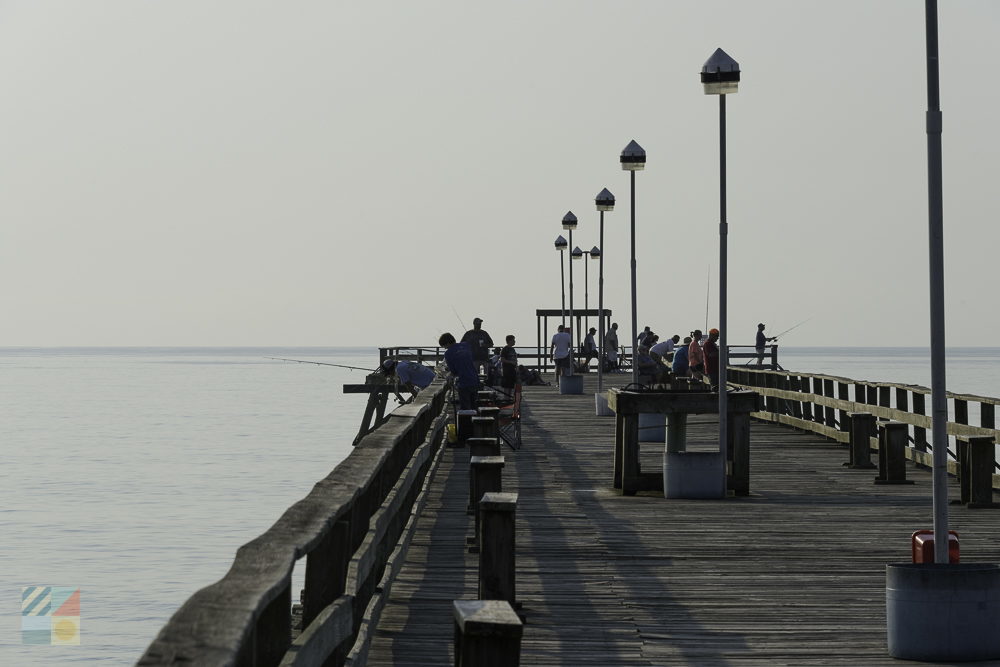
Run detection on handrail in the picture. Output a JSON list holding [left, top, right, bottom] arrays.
[[139, 379, 452, 666], [728, 367, 1000, 484]]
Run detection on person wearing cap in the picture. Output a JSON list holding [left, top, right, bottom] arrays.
[[439, 332, 480, 410], [704, 328, 721, 389], [461, 317, 494, 379], [672, 336, 692, 377], [755, 323, 776, 368]]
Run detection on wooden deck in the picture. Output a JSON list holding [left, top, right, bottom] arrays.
[[365, 373, 1000, 666]]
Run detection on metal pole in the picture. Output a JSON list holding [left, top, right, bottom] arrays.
[[598, 211, 605, 394], [925, 0, 949, 564], [568, 228, 575, 375], [584, 256, 589, 346], [559, 252, 566, 321], [630, 170, 638, 387], [719, 94, 729, 478]]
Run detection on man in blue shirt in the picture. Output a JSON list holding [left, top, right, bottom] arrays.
[[381, 359, 436, 398], [439, 332, 480, 410]]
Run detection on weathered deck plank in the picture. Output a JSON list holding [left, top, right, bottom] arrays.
[[366, 374, 1000, 666]]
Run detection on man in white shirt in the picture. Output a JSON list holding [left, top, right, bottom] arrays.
[[550, 324, 573, 383]]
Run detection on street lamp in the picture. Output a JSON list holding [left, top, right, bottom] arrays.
[[554, 235, 567, 322], [620, 140, 645, 387], [562, 211, 578, 374], [595, 188, 614, 405], [702, 47, 739, 486]]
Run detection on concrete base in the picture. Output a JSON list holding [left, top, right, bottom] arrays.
[[664, 451, 725, 499], [559, 374, 583, 395], [887, 563, 1000, 661], [595, 392, 614, 416], [638, 412, 665, 443]]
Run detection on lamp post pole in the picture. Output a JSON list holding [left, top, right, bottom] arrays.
[[562, 212, 578, 374], [555, 235, 567, 322], [620, 141, 646, 387], [702, 49, 740, 484], [924, 0, 949, 564], [595, 189, 615, 396], [589, 246, 600, 372]]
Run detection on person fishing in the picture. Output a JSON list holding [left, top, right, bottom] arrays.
[[380, 358, 436, 400], [755, 323, 777, 368]]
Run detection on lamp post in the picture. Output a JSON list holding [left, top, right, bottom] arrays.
[[620, 141, 645, 386], [702, 48, 740, 486], [562, 212, 578, 374], [571, 246, 584, 338], [923, 0, 949, 564], [588, 246, 600, 360], [555, 235, 567, 322], [595, 189, 614, 399]]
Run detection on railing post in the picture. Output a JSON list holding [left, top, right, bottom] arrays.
[[912, 391, 928, 454], [472, 416, 498, 442], [302, 518, 351, 631], [478, 492, 518, 606], [770, 343, 778, 370], [800, 375, 813, 422], [727, 410, 751, 496], [452, 600, 522, 667], [967, 436, 999, 508], [875, 422, 915, 485], [468, 456, 504, 551], [846, 412, 876, 469], [254, 582, 291, 666], [823, 379, 836, 429], [837, 382, 850, 435]]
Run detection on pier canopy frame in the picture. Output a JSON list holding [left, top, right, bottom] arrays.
[[536, 308, 611, 373]]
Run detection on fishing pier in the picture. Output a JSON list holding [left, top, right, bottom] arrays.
[[140, 353, 1000, 666]]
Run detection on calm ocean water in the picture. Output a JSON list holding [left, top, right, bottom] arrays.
[[2, 346, 998, 665]]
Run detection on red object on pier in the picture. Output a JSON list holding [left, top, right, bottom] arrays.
[[911, 530, 960, 563]]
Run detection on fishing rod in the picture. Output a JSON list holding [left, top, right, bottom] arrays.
[[266, 357, 377, 372], [772, 317, 813, 340], [451, 305, 467, 331]]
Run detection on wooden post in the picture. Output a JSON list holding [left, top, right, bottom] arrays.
[[957, 438, 971, 505], [478, 492, 518, 605], [912, 391, 928, 453], [878, 385, 891, 422], [472, 416, 498, 441], [967, 436, 999, 508], [666, 413, 687, 453], [846, 412, 876, 469], [620, 414, 640, 496], [801, 375, 813, 422], [981, 402, 996, 430], [823, 379, 836, 429], [468, 439, 501, 514], [727, 410, 750, 496], [457, 410, 477, 444], [302, 518, 350, 630], [765, 373, 779, 413], [613, 413, 625, 490], [875, 422, 914, 485], [468, 437, 501, 458], [837, 382, 850, 434], [254, 582, 291, 666], [453, 600, 522, 667], [469, 456, 504, 550]]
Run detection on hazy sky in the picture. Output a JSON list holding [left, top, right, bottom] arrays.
[[2, 2, 998, 348]]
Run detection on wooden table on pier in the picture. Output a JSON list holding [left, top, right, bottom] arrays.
[[608, 388, 759, 496]]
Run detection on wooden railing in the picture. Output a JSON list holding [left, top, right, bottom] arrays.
[[139, 380, 452, 666], [728, 366, 1000, 488], [381, 343, 781, 373]]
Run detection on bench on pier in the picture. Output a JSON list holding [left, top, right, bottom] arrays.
[[609, 387, 759, 497]]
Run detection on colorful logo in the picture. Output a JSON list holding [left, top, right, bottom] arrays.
[[21, 586, 80, 645]]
